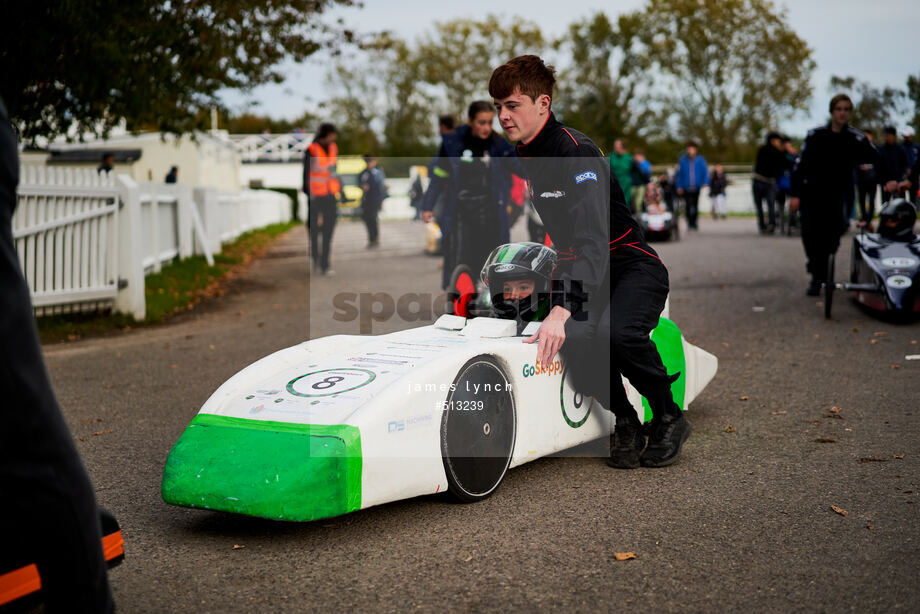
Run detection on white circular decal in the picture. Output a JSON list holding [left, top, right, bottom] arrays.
[[881, 257, 918, 269], [886, 275, 912, 290], [287, 368, 376, 398]]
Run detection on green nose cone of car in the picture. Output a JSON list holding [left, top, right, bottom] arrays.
[[161, 414, 362, 522]]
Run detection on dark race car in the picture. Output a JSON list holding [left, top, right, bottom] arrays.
[[825, 198, 920, 319]]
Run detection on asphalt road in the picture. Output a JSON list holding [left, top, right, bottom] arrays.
[[40, 216, 919, 613]]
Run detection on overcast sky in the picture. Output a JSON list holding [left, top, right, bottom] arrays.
[[220, 0, 920, 137]]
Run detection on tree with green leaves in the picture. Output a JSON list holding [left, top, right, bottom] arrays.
[[1, 0, 358, 142], [552, 12, 652, 152], [323, 32, 433, 157], [635, 0, 815, 159], [904, 73, 920, 133], [414, 15, 545, 121], [829, 75, 906, 136]]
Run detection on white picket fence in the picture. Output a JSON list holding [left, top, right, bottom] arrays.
[[14, 167, 292, 320]]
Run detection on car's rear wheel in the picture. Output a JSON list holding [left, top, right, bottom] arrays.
[[825, 253, 835, 319], [440, 355, 515, 502]]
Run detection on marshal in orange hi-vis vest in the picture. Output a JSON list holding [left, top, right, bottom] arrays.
[[307, 141, 341, 198]]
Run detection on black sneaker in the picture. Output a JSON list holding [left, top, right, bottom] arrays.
[[607, 417, 645, 469], [640, 412, 692, 467], [806, 279, 821, 296]]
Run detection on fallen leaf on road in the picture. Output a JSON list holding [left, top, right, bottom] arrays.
[[911, 339, 918, 345], [92, 430, 113, 436], [771, 410, 788, 415], [813, 333, 820, 339], [614, 552, 637, 561], [857, 457, 887, 463], [815, 438, 836, 443], [725, 425, 736, 433], [740, 395, 749, 401], [233, 544, 245, 550], [170, 364, 178, 369], [873, 331, 887, 337], [722, 342, 731, 348], [829, 406, 841, 413], [464, 556, 473, 562], [894, 454, 905, 459], [867, 525, 875, 530], [891, 364, 901, 369], [845, 428, 854, 432], [209, 344, 216, 350], [572, 485, 580, 489], [831, 506, 848, 516], [870, 339, 878, 345], [79, 418, 103, 424], [824, 413, 844, 420], [852, 328, 859, 332]]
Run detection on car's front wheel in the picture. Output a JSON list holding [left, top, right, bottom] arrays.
[[440, 355, 516, 502]]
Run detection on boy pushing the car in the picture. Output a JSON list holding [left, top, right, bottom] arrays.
[[489, 55, 690, 468]]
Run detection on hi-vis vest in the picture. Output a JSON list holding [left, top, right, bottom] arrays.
[[307, 141, 340, 197]]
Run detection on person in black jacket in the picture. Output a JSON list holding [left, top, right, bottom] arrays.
[[877, 126, 910, 204], [790, 95, 892, 296], [752, 132, 789, 233], [0, 98, 115, 612], [855, 129, 879, 228], [421, 101, 518, 289], [490, 55, 690, 469]]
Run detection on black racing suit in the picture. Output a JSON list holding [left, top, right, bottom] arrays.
[[0, 99, 114, 611], [791, 123, 879, 283], [516, 113, 679, 422]]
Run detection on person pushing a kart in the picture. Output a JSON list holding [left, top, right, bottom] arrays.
[[489, 55, 690, 468]]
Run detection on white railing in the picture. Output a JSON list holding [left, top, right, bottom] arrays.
[[14, 167, 121, 313], [15, 167, 294, 320], [224, 133, 311, 163]]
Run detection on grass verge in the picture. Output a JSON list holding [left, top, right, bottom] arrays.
[[37, 221, 298, 344]]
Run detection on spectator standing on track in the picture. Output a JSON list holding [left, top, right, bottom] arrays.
[[902, 127, 919, 172], [676, 140, 708, 230], [608, 139, 634, 213], [856, 130, 879, 228], [790, 94, 889, 296], [752, 132, 788, 233], [630, 150, 652, 213], [422, 101, 517, 289], [359, 154, 387, 248], [709, 164, 729, 220], [1, 95, 115, 614], [877, 126, 910, 204], [303, 123, 344, 276]]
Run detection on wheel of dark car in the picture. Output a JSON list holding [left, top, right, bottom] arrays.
[[440, 355, 516, 502], [825, 253, 835, 319]]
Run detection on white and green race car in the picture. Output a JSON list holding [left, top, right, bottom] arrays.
[[162, 306, 717, 522]]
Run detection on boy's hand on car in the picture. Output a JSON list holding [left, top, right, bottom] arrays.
[[524, 305, 570, 365]]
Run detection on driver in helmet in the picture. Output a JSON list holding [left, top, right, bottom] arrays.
[[480, 242, 557, 329], [878, 198, 918, 241]]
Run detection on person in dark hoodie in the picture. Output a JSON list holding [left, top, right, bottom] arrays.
[[752, 131, 789, 233], [877, 126, 910, 204], [422, 101, 517, 289]]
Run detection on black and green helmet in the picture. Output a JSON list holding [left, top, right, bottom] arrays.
[[480, 242, 557, 321]]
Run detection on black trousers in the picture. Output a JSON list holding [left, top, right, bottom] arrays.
[[682, 190, 701, 229], [800, 201, 848, 282], [0, 113, 114, 612], [857, 182, 877, 223], [361, 200, 380, 243], [752, 179, 776, 230], [562, 256, 676, 423], [308, 195, 337, 271]]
